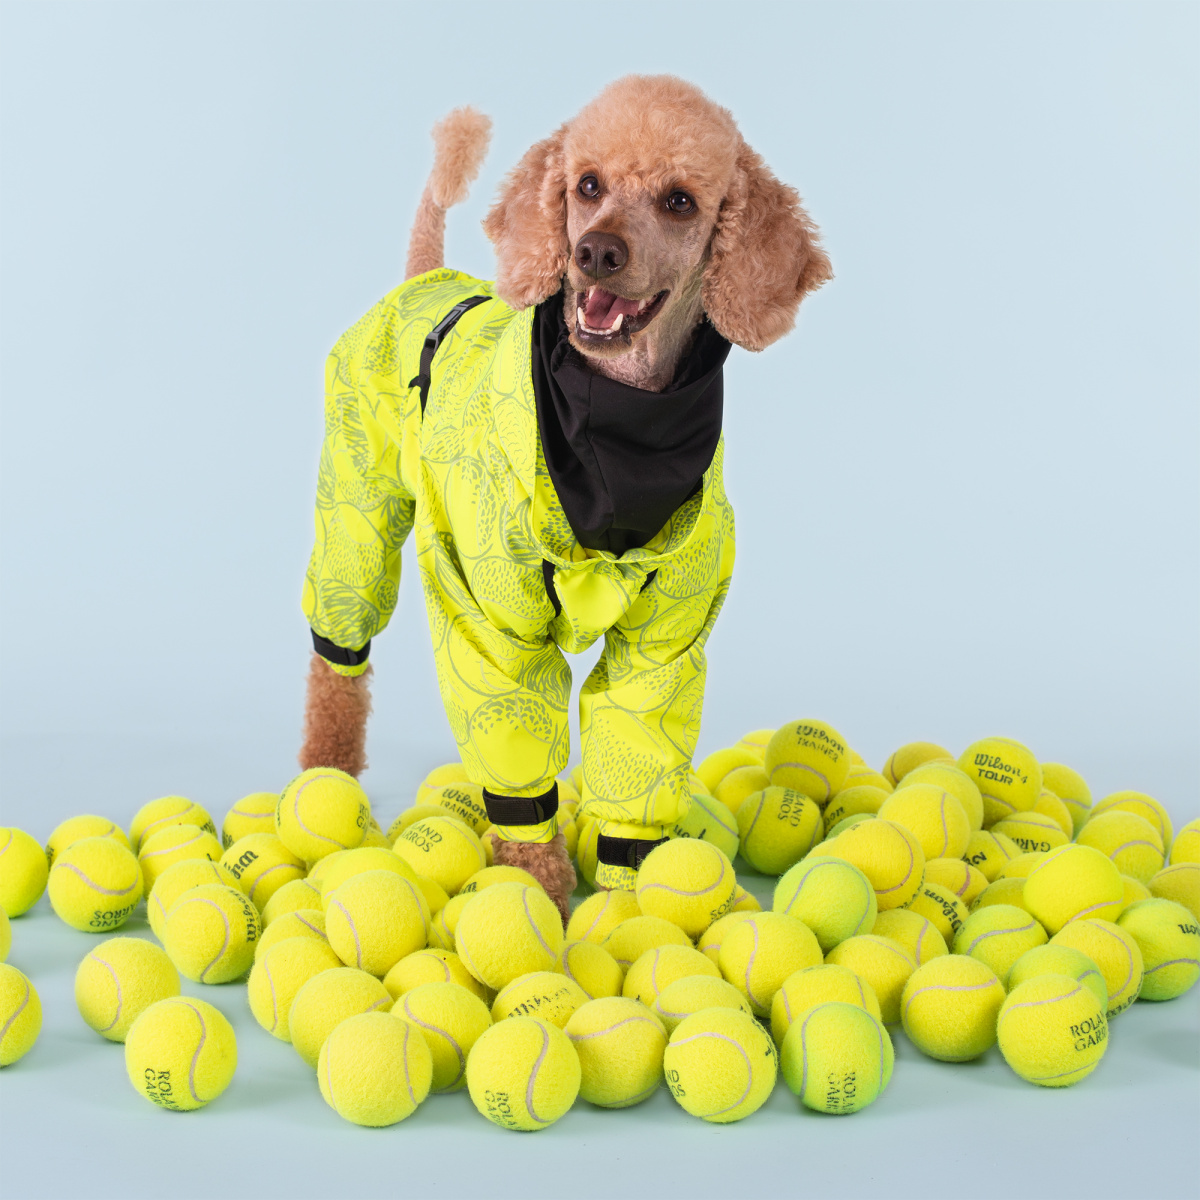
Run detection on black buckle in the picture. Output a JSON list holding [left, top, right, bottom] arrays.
[[408, 295, 490, 415], [483, 782, 559, 827], [311, 629, 370, 668], [596, 833, 670, 869]]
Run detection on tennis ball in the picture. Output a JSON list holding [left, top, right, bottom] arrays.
[[1032, 789, 1074, 838], [991, 812, 1070, 856], [1092, 790, 1174, 847], [905, 882, 968, 947], [219, 793, 278, 849], [883, 742, 953, 786], [623, 945, 719, 1006], [953, 904, 1046, 978], [326, 870, 427, 976], [318, 1010, 431, 1125], [897, 763, 984, 832], [1076, 812, 1165, 884], [957, 738, 1042, 826], [260, 877, 324, 926], [458, 865, 542, 896], [557, 940, 623, 1000], [138, 824, 224, 892], [1022, 844, 1124, 934], [962, 829, 1021, 882], [696, 746, 762, 793], [653, 976, 752, 1034], [669, 790, 740, 861], [414, 762, 470, 806], [384, 948, 487, 1001], [813, 819, 924, 911], [997, 976, 1108, 1086], [1149, 864, 1200, 921], [247, 936, 342, 1040], [712, 765, 770, 815], [772, 856, 877, 953], [492, 971, 589, 1027], [1007, 945, 1109, 1009], [900, 954, 1004, 1061], [395, 981, 492, 1092], [394, 816, 486, 895], [1119, 874, 1153, 914], [822, 786, 888, 835], [564, 996, 667, 1108], [289, 966, 392, 1066], [0, 964, 41, 1065], [871, 909, 947, 966], [0, 828, 49, 917], [766, 719, 850, 801], [46, 816, 131, 865], [75, 937, 180, 1041], [635, 838, 735, 937], [276, 767, 370, 862], [998, 852, 1048, 880], [467, 1015, 581, 1130], [971, 878, 1031, 912], [124, 996, 236, 1110], [1117, 899, 1200, 1001], [48, 837, 143, 932], [560, 819, 578, 860], [129, 797, 216, 852], [730, 886, 762, 913], [220, 833, 306, 910], [826, 815, 873, 839], [386, 805, 453, 843], [736, 788, 823, 875], [455, 882, 563, 990], [602, 915, 691, 971], [737, 728, 775, 758], [313, 846, 419, 903], [423, 783, 490, 835], [780, 1001, 893, 1113], [1040, 763, 1092, 835], [1170, 818, 1200, 866], [839, 763, 893, 794], [147, 858, 239, 940], [770, 963, 882, 1048], [664, 1007, 777, 1123], [165, 883, 261, 983], [923, 857, 988, 905], [824, 935, 916, 1025], [878, 784, 970, 860], [0, 910, 9, 962], [574, 819, 600, 887], [429, 893, 471, 950], [719, 912, 823, 1016], [697, 911, 758, 964], [416, 875, 451, 918], [254, 908, 328, 961]]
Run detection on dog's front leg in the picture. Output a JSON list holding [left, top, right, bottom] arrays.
[[493, 835, 576, 929], [299, 653, 373, 778]]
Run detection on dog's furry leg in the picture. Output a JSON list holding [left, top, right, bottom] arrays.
[[495, 835, 577, 929], [405, 107, 492, 280], [299, 653, 373, 778]]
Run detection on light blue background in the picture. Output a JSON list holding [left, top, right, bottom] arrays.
[[1, 3, 1196, 1198]]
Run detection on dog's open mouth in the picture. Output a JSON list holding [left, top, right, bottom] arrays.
[[575, 287, 668, 342]]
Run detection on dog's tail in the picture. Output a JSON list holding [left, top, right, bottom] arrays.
[[405, 107, 493, 280]]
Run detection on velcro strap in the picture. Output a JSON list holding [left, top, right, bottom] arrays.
[[597, 833, 670, 869], [408, 295, 490, 415], [311, 629, 371, 668], [483, 783, 559, 827]]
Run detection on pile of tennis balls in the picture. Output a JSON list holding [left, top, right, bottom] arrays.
[[1, 722, 1198, 1130]]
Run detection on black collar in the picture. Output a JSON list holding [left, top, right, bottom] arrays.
[[531, 295, 730, 555]]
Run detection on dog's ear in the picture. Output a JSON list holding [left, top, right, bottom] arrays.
[[702, 139, 832, 351], [482, 125, 570, 310]]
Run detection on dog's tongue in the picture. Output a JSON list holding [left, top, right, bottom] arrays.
[[584, 288, 641, 329]]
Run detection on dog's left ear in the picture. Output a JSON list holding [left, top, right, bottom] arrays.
[[702, 139, 832, 351], [482, 125, 569, 310]]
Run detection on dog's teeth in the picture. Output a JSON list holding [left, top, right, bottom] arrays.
[[611, 313, 623, 332], [577, 306, 587, 329]]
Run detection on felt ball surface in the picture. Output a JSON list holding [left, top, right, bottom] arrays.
[[276, 768, 369, 863], [1006, 944, 1109, 1009], [1116, 899, 1200, 1001], [1039, 763, 1093, 835], [956, 737, 1042, 826], [325, 869, 428, 977], [773, 850, 879, 953], [566, 891, 642, 946], [247, 936, 343, 1042], [770, 963, 882, 1048], [0, 828, 49, 918], [220, 793, 279, 850], [48, 837, 143, 933], [810, 819, 924, 911], [780, 1001, 894, 1113], [882, 742, 953, 787], [393, 816, 486, 896], [652, 975, 753, 1034], [878, 784, 971, 861], [137, 824, 224, 892], [318, 1011, 431, 1125], [565, 996, 667, 1108], [124, 996, 236, 1110], [557, 940, 624, 1000], [45, 816, 131, 866], [953, 904, 1046, 979], [454, 882, 563, 990], [669, 790, 741, 861], [824, 935, 917, 1025], [0, 963, 41, 1065], [147, 858, 240, 941], [622, 944, 719, 1007], [1076, 811, 1165, 884], [1049, 918, 1144, 1017], [896, 763, 984, 832], [718, 912, 823, 1017], [1022, 844, 1124, 934], [491, 971, 589, 1027], [220, 834, 306, 911], [383, 948, 488, 1001], [466, 1016, 581, 1131], [603, 915, 691, 972], [997, 975, 1108, 1087], [164, 883, 262, 984], [395, 981, 492, 1092], [289, 966, 392, 1067], [765, 719, 850, 801], [900, 954, 1005, 1061], [128, 797, 216, 853], [663, 1007, 777, 1123], [75, 936, 181, 1042], [635, 838, 736, 937], [736, 787, 823, 875]]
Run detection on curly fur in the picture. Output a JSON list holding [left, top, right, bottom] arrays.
[[299, 654, 373, 778], [495, 834, 576, 929]]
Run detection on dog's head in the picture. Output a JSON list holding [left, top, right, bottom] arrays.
[[483, 75, 831, 377]]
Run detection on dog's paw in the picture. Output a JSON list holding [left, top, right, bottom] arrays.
[[494, 835, 576, 928]]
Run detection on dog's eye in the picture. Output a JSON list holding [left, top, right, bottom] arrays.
[[666, 191, 695, 215], [577, 175, 600, 199]]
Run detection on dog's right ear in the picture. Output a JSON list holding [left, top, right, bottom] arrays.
[[482, 125, 569, 310]]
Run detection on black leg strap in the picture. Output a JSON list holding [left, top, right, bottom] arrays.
[[408, 295, 491, 415], [311, 629, 371, 668], [597, 833, 670, 869], [483, 782, 559, 827]]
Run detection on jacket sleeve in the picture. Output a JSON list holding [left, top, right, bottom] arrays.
[[301, 330, 414, 676]]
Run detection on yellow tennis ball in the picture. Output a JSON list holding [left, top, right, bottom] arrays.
[[164, 883, 261, 983], [247, 936, 342, 1040], [383, 948, 487, 1001], [1039, 763, 1092, 835], [664, 1007, 777, 1123], [826, 814, 874, 839], [1119, 874, 1153, 914], [824, 935, 916, 1025], [603, 915, 692, 971], [882, 742, 953, 786], [574, 818, 600, 887], [0, 963, 41, 1065], [839, 763, 893, 794], [428, 893, 470, 950], [318, 1010, 432, 1125], [276, 767, 370, 862], [147, 858, 240, 940], [962, 829, 1022, 882], [0, 909, 9, 962], [414, 762, 470, 806], [254, 909, 328, 961], [467, 1015, 581, 1131], [124, 996, 236, 1110], [1076, 811, 1165, 884], [669, 790, 740, 861], [634, 838, 735, 937], [75, 937, 180, 1041], [457, 865, 542, 896], [325, 869, 428, 977], [492, 971, 589, 1027], [997, 975, 1108, 1086], [414, 875, 451, 917], [905, 882, 968, 948], [220, 792, 278, 849], [997, 852, 1048, 880], [1092, 790, 1174, 847], [1117, 898, 1200, 1001], [719, 912, 823, 1017], [923, 857, 988, 906], [737, 728, 775, 758], [454, 882, 563, 990], [813, 819, 924, 911], [46, 816, 131, 866], [386, 805, 452, 842], [1006, 944, 1109, 1008], [766, 719, 851, 801], [652, 975, 753, 1034], [557, 940, 623, 1000], [991, 811, 1070, 856], [0, 828, 49, 918], [971, 878, 1031, 913], [260, 877, 324, 926], [48, 837, 143, 932], [360, 825, 391, 849], [780, 1001, 893, 1113], [564, 996, 667, 1108], [730, 885, 762, 913], [822, 786, 889, 835], [1170, 818, 1200, 866], [422, 783, 490, 835], [877, 784, 970, 861], [871, 908, 947, 966], [770, 963, 882, 1048], [220, 833, 306, 911], [137, 824, 224, 892], [394, 981, 492, 1092], [1032, 789, 1074, 838], [736, 788, 823, 875], [289, 965, 392, 1067], [713, 765, 770, 815], [128, 797, 216, 852], [695, 746, 762, 794], [1149, 863, 1200, 921], [312, 846, 418, 903], [622, 945, 718, 1007], [1022, 844, 1125, 934], [897, 763, 984, 832], [772, 856, 876, 953], [566, 890, 641, 944], [957, 738, 1042, 826], [394, 816, 486, 895], [953, 903, 1046, 978], [697, 911, 758, 965], [899, 953, 1004, 1061]]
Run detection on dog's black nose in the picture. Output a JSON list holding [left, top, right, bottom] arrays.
[[574, 231, 628, 279]]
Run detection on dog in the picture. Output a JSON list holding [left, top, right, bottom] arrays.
[[298, 75, 830, 924]]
